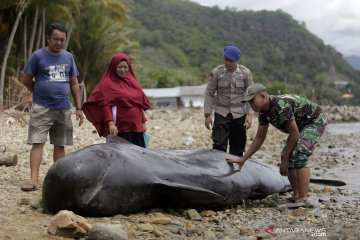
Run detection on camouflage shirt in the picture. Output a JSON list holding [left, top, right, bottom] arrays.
[[258, 94, 325, 133], [204, 64, 253, 119]]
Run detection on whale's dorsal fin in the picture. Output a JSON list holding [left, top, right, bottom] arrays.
[[106, 135, 132, 144]]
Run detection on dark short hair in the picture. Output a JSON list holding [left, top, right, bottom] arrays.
[[46, 23, 67, 37]]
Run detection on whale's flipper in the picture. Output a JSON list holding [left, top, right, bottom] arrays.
[[154, 179, 225, 206]]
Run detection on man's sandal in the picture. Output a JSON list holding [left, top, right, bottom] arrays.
[[21, 183, 39, 192], [286, 202, 307, 208], [280, 198, 314, 209], [278, 197, 296, 204]]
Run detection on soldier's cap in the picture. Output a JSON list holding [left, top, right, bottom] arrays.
[[242, 83, 267, 103], [223, 46, 242, 61]]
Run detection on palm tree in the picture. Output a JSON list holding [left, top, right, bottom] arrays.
[[0, 0, 133, 109], [0, 0, 28, 110], [0, 0, 80, 109], [27, 4, 38, 58], [69, 0, 131, 102], [26, 0, 80, 56]]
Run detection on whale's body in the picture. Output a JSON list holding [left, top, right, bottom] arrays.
[[43, 137, 291, 216]]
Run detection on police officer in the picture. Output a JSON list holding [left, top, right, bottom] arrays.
[[204, 46, 253, 156]]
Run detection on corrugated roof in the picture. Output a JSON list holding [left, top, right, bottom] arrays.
[[144, 84, 207, 98], [144, 87, 180, 98], [179, 84, 207, 96]]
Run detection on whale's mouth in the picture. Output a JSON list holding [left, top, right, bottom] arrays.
[[85, 162, 112, 205]]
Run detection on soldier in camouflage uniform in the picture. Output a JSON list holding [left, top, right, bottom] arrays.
[[227, 83, 327, 205], [204, 46, 253, 157]]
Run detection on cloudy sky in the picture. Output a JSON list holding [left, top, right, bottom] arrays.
[[191, 0, 360, 57]]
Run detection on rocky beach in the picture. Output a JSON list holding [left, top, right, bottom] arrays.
[[1, 107, 360, 239]]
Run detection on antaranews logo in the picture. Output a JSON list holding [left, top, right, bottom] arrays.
[[264, 227, 275, 235], [264, 226, 326, 237]]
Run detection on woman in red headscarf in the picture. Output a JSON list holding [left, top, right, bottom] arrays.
[[82, 53, 151, 147]]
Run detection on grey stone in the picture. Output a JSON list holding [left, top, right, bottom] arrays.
[[87, 224, 128, 240], [185, 209, 202, 221], [166, 224, 181, 234], [0, 214, 12, 222]]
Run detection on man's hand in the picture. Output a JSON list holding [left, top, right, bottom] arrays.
[[226, 157, 246, 171], [279, 161, 289, 176], [20, 73, 34, 93], [245, 116, 252, 130], [205, 116, 213, 130], [76, 110, 84, 127]]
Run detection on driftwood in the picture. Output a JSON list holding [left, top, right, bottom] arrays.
[[0, 153, 18, 167]]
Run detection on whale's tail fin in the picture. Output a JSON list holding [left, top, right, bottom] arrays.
[[310, 178, 346, 186]]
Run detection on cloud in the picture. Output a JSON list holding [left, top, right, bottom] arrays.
[[191, 0, 360, 56]]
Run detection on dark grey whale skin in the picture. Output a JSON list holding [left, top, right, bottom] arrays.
[[42, 136, 291, 216]]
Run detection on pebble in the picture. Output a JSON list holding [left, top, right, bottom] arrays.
[[184, 209, 202, 221], [137, 223, 153, 232]]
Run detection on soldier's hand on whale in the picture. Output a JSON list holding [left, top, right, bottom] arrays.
[[226, 157, 246, 171]]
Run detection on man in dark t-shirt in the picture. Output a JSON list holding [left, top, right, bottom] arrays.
[[226, 83, 327, 206]]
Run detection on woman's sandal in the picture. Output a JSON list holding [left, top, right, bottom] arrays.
[[21, 182, 39, 192]]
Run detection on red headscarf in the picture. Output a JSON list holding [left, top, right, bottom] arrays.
[[83, 53, 151, 137]]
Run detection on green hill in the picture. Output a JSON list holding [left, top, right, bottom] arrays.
[[345, 55, 360, 70], [129, 0, 360, 105]]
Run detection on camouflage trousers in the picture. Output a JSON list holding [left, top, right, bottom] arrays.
[[282, 113, 327, 169]]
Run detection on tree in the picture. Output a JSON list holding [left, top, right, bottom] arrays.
[[267, 81, 288, 95], [0, 0, 28, 110], [69, 0, 132, 102], [27, 4, 38, 58], [0, 0, 129, 109]]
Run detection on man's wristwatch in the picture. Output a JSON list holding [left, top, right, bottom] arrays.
[[204, 113, 211, 117]]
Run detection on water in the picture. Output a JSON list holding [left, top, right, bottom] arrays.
[[322, 122, 360, 191], [326, 122, 360, 135], [326, 165, 360, 191]]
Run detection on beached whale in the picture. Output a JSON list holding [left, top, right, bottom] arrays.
[[42, 136, 293, 216]]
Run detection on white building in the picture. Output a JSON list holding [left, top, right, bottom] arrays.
[[143, 87, 181, 108], [178, 84, 206, 108], [143, 84, 207, 109]]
